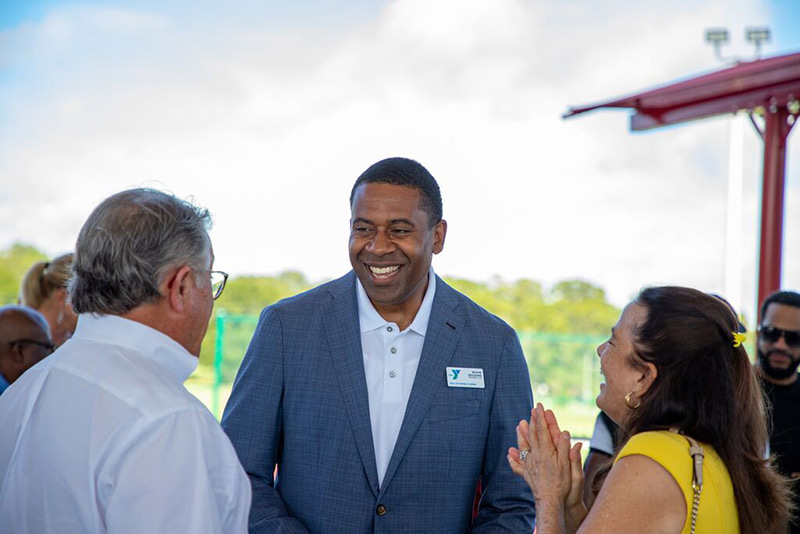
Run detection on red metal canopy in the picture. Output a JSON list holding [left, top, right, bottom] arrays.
[[565, 51, 800, 130], [565, 51, 800, 318]]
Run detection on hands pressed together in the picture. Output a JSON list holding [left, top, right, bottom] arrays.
[[507, 403, 588, 534]]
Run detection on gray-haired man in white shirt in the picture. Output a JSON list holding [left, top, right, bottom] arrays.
[[0, 188, 251, 533]]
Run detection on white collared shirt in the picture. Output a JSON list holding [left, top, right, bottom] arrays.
[[357, 268, 436, 486], [0, 314, 251, 534]]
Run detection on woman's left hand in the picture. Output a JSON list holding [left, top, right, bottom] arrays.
[[507, 404, 586, 533], [527, 404, 573, 503], [508, 406, 562, 479]]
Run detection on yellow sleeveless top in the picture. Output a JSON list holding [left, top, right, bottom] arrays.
[[616, 431, 739, 533]]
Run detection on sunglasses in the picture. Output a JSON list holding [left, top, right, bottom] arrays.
[[759, 326, 800, 348], [9, 339, 55, 355]]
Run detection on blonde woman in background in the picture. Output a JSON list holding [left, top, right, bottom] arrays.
[[19, 254, 77, 347]]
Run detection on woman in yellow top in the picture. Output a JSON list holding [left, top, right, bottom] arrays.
[[508, 286, 791, 533]]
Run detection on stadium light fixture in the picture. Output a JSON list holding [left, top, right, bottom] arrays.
[[705, 28, 730, 62], [745, 27, 771, 58]]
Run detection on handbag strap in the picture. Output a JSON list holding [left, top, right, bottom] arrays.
[[670, 429, 704, 534], [684, 435, 705, 534]]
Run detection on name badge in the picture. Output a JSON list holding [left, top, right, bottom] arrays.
[[446, 367, 485, 388]]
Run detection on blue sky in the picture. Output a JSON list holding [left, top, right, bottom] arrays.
[[772, 0, 800, 49], [0, 0, 384, 30], [0, 0, 798, 320]]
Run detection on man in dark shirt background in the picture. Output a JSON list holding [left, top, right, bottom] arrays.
[[756, 290, 800, 532]]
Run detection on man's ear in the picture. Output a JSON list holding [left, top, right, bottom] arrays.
[[636, 361, 658, 396], [165, 266, 194, 313], [432, 219, 447, 255]]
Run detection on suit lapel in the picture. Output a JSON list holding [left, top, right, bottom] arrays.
[[322, 272, 380, 496], [379, 276, 464, 494]]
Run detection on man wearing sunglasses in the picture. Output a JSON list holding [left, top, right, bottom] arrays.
[[0, 306, 53, 396], [0, 189, 249, 533], [757, 289, 800, 532]]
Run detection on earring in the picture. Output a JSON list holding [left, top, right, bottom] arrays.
[[625, 392, 641, 409], [57, 310, 64, 325]]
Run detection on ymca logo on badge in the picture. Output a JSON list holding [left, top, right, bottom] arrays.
[[446, 367, 485, 388]]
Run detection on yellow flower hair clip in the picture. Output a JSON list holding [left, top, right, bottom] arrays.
[[732, 332, 747, 348]]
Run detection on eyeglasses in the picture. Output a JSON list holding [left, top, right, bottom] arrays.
[[10, 339, 55, 355], [209, 271, 229, 300], [759, 326, 800, 348]]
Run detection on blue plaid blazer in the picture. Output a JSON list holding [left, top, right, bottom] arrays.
[[221, 272, 535, 533]]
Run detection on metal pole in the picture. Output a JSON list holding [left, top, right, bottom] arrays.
[[212, 309, 226, 420], [725, 112, 745, 313], [757, 106, 790, 322]]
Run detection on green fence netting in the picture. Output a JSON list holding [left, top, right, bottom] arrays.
[[205, 310, 608, 423]]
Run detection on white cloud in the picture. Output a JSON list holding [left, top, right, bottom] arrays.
[[0, 0, 797, 320]]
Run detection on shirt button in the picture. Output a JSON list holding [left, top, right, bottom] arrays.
[[376, 504, 387, 516], [389, 370, 397, 378], [390, 347, 397, 354], [387, 326, 393, 332]]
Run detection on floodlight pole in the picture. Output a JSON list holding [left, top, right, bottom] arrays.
[[757, 105, 794, 321], [564, 49, 800, 323]]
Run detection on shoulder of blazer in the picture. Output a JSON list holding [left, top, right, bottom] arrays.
[[265, 271, 355, 313], [434, 275, 516, 337]]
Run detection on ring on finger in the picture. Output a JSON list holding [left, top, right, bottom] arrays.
[[519, 449, 530, 461]]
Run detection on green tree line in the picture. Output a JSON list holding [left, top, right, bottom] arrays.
[[0, 242, 619, 404]]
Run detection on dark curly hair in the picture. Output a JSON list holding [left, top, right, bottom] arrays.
[[349, 157, 443, 228], [760, 290, 800, 324]]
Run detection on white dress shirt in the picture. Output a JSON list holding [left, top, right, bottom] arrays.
[[357, 268, 436, 486], [588, 413, 615, 456], [0, 314, 251, 533]]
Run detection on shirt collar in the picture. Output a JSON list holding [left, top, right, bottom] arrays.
[[0, 373, 8, 395], [356, 267, 436, 336], [72, 314, 198, 384]]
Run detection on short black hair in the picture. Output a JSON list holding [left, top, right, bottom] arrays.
[[760, 290, 800, 324], [349, 157, 443, 228]]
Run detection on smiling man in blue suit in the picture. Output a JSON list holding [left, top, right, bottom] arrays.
[[222, 157, 535, 533]]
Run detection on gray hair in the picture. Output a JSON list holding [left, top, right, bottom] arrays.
[[69, 188, 212, 315]]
